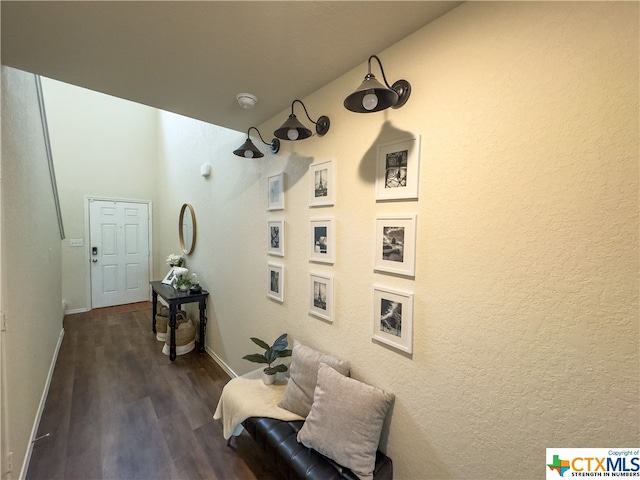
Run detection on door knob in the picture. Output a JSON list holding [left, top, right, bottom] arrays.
[[92, 258, 98, 263]]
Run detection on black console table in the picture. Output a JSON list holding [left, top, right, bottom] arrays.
[[150, 281, 209, 361]]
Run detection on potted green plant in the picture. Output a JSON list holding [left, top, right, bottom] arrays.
[[171, 267, 191, 291], [242, 333, 292, 385], [175, 276, 191, 292]]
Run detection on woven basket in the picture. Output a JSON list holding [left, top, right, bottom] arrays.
[[155, 308, 187, 341], [162, 319, 196, 356]]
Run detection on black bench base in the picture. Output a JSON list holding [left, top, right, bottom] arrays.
[[242, 417, 393, 480]]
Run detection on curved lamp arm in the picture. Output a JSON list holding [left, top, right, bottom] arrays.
[[367, 55, 393, 89], [291, 99, 319, 126], [248, 127, 272, 146], [291, 99, 330, 137]]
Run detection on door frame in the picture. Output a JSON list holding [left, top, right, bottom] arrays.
[[84, 196, 153, 310]]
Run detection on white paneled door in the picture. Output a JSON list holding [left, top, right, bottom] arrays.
[[89, 199, 151, 308]]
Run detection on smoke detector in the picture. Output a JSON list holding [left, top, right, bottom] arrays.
[[236, 93, 257, 109]]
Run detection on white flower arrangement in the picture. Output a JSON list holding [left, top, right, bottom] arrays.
[[172, 267, 191, 289], [166, 253, 184, 267], [172, 267, 189, 278]]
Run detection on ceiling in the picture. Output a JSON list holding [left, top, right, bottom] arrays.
[[1, 1, 462, 132]]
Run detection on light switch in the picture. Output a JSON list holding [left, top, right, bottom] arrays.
[[69, 239, 83, 247]]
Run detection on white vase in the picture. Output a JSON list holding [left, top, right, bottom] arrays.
[[262, 371, 276, 385]]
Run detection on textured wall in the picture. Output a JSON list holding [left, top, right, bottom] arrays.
[[153, 110, 266, 374], [36, 2, 637, 479], [153, 3, 639, 479], [40, 78, 158, 312], [1, 66, 64, 479]]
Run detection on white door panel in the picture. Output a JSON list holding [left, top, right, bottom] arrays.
[[89, 199, 150, 308]]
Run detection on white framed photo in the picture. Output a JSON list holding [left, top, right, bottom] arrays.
[[376, 135, 421, 201], [161, 267, 177, 285], [374, 215, 417, 277], [267, 219, 284, 257], [267, 172, 285, 210], [372, 286, 413, 354], [309, 159, 335, 207], [310, 217, 334, 264], [267, 263, 284, 302], [309, 272, 334, 322]]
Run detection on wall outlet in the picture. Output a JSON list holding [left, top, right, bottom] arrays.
[[7, 451, 13, 472], [69, 239, 83, 247]]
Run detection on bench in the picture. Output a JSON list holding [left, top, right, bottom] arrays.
[[243, 417, 393, 480], [215, 341, 395, 480]]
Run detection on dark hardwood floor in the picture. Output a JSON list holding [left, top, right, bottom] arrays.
[[26, 304, 281, 480]]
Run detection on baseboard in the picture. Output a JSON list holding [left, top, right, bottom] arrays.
[[64, 307, 89, 315], [205, 344, 238, 379], [19, 328, 65, 480]]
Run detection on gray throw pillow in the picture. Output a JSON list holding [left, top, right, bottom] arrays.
[[278, 340, 350, 417], [297, 363, 395, 480]]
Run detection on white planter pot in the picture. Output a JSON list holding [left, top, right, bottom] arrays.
[[262, 371, 276, 385]]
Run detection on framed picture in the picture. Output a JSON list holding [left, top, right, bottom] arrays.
[[309, 159, 335, 207], [161, 267, 177, 285], [267, 219, 284, 257], [310, 217, 334, 264], [309, 273, 334, 322], [267, 172, 285, 210], [267, 263, 284, 302], [376, 135, 421, 201], [372, 286, 414, 354], [374, 215, 417, 277]]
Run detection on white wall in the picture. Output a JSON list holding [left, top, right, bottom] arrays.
[[1, 66, 64, 480], [153, 111, 240, 290], [154, 3, 638, 479], [153, 109, 273, 364], [25, 2, 639, 479], [40, 79, 158, 312]]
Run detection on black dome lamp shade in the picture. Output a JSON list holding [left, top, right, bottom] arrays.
[[233, 127, 280, 158], [274, 99, 330, 141], [344, 55, 412, 113]]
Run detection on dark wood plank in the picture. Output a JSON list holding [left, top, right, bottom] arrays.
[[26, 304, 280, 480]]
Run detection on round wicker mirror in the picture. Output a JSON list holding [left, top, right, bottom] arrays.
[[179, 203, 197, 255]]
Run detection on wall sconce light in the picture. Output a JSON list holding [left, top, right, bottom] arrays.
[[233, 127, 280, 158], [343, 55, 411, 113], [274, 99, 330, 141]]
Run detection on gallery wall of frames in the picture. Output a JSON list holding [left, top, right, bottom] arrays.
[[266, 134, 421, 355]]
